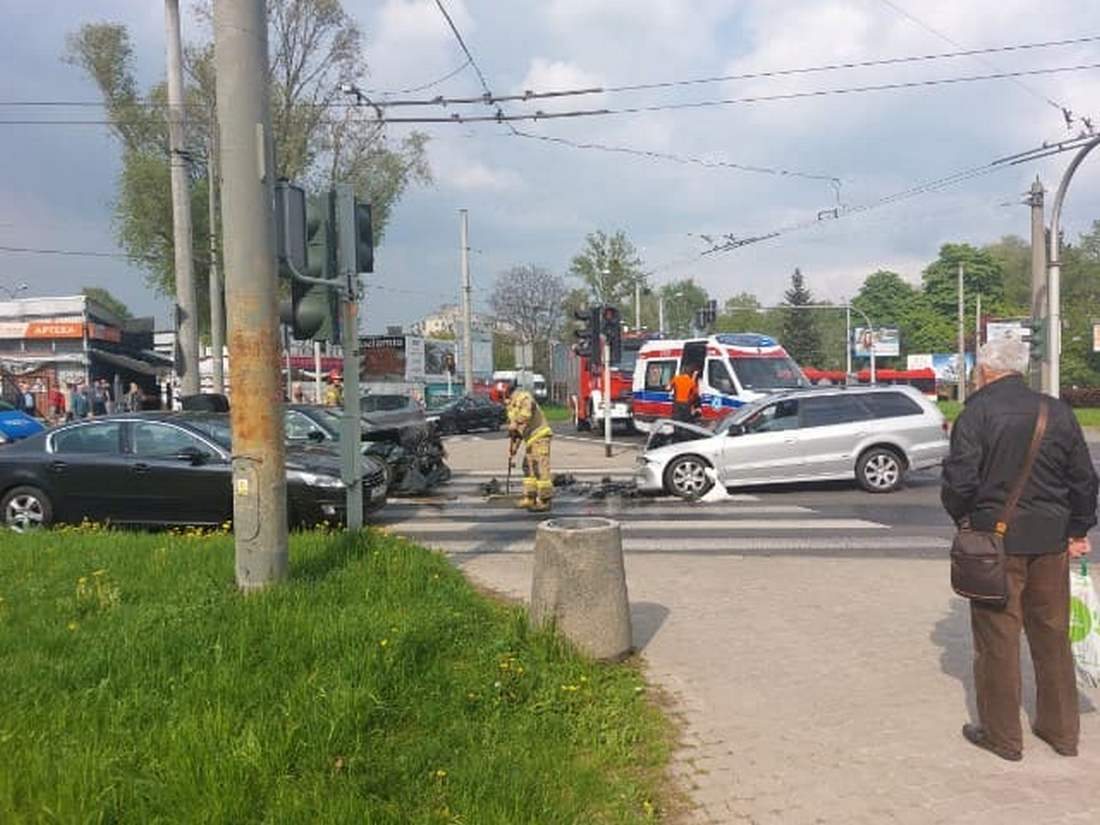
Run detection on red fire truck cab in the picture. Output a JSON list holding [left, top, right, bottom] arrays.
[[569, 334, 651, 431]]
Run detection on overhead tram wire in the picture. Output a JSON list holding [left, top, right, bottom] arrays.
[[509, 129, 842, 188], [7, 61, 1100, 128], [698, 134, 1099, 256], [363, 58, 472, 97], [874, 0, 1074, 121], [4, 34, 1097, 112]]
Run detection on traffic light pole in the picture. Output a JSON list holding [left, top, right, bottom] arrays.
[[213, 0, 287, 590], [603, 336, 612, 458], [335, 184, 364, 530]]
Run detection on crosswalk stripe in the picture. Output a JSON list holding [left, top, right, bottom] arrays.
[[397, 536, 951, 554], [380, 504, 815, 518], [383, 517, 888, 534]]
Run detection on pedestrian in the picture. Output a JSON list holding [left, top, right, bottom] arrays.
[[102, 379, 115, 414], [72, 381, 90, 419], [17, 381, 37, 417], [90, 380, 107, 417], [48, 384, 66, 423], [126, 382, 144, 412], [504, 383, 553, 512], [667, 366, 700, 422], [941, 337, 1098, 761]]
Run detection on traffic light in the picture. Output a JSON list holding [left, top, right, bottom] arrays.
[[288, 191, 340, 341], [1025, 317, 1047, 362], [353, 199, 374, 274], [572, 307, 598, 361], [601, 305, 622, 365]]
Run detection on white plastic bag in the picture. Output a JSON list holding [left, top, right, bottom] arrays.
[[1069, 559, 1100, 689]]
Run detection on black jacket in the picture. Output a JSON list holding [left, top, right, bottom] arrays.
[[942, 375, 1098, 554]]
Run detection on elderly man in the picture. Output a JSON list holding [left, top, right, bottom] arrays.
[[942, 337, 1098, 761]]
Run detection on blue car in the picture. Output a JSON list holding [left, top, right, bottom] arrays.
[[0, 400, 45, 445]]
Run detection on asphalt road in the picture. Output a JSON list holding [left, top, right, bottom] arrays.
[[380, 426, 960, 560]]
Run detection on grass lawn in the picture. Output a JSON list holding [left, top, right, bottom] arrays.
[[0, 528, 675, 824], [939, 400, 1100, 428], [541, 403, 573, 423]]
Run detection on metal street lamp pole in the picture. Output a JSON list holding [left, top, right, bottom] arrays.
[[1048, 134, 1100, 398]]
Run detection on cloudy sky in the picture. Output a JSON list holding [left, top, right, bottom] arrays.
[[2, 0, 1100, 331]]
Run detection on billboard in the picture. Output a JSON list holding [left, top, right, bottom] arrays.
[[908, 353, 974, 383], [423, 339, 456, 379], [853, 326, 900, 357], [360, 335, 406, 381]]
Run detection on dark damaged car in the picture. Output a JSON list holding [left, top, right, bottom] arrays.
[[286, 404, 450, 495]]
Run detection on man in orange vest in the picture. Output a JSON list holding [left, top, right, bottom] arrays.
[[668, 367, 700, 422]]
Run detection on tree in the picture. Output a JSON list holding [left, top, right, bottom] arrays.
[[568, 230, 646, 309], [64, 2, 431, 312], [780, 268, 823, 366], [851, 271, 917, 328], [921, 243, 1005, 318], [982, 235, 1031, 311], [714, 291, 778, 338], [82, 286, 132, 320], [490, 265, 568, 375], [657, 279, 708, 337]]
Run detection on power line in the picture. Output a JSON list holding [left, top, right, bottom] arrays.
[[698, 133, 1098, 256], [510, 128, 842, 186], [365, 58, 472, 96], [874, 0, 1070, 117], [0, 244, 151, 261], [432, 0, 494, 101]]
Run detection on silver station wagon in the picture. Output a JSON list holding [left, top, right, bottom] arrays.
[[636, 385, 949, 498]]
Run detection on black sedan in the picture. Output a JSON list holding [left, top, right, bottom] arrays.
[[0, 412, 388, 532], [426, 395, 506, 435]]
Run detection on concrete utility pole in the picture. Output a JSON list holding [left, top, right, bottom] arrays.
[[658, 295, 665, 336], [335, 184, 364, 530], [165, 0, 200, 396], [214, 0, 288, 590], [1048, 135, 1100, 398], [1028, 177, 1048, 392], [602, 334, 613, 458], [459, 209, 474, 394], [957, 262, 966, 404], [313, 340, 323, 403], [207, 125, 225, 395], [975, 293, 982, 349], [634, 281, 642, 330], [845, 305, 852, 379]]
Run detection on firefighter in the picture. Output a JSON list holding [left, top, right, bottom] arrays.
[[323, 370, 343, 406], [505, 384, 553, 511]]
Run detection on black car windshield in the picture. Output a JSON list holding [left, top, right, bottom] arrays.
[[729, 356, 807, 390], [716, 397, 774, 433], [362, 395, 411, 412], [186, 417, 233, 449]]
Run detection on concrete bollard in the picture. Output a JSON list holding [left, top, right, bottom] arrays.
[[531, 517, 633, 661]]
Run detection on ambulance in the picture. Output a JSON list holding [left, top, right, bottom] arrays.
[[631, 333, 809, 432]]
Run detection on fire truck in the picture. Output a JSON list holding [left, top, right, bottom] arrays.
[[568, 333, 652, 431]]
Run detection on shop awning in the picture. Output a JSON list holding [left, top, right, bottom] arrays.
[[89, 347, 172, 376]]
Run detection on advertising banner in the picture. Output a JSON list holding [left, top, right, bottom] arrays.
[[853, 326, 900, 357], [423, 339, 456, 379], [360, 335, 407, 381]]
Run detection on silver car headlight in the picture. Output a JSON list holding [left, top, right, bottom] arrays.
[[287, 469, 345, 489]]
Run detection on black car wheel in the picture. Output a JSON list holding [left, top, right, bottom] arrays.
[[664, 455, 714, 500], [2, 485, 53, 532], [856, 447, 905, 493]]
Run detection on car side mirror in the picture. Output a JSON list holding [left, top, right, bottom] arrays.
[[174, 446, 207, 465]]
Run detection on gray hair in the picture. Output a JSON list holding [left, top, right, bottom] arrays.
[[977, 336, 1029, 374]]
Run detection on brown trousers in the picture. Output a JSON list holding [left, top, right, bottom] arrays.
[[970, 551, 1078, 753]]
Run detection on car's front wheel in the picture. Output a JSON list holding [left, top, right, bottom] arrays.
[[856, 447, 905, 493], [664, 455, 714, 500], [2, 485, 53, 532]]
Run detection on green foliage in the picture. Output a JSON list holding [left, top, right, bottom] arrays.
[[982, 235, 1032, 311], [715, 292, 777, 338], [81, 286, 132, 320], [780, 268, 823, 366], [64, 2, 431, 307], [493, 332, 517, 370], [0, 528, 674, 824], [656, 279, 708, 337], [568, 230, 647, 309], [921, 243, 1005, 318]]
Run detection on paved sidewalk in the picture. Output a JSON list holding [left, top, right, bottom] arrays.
[[456, 551, 1100, 825]]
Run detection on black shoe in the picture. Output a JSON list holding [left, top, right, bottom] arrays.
[[961, 724, 1022, 762], [1032, 726, 1078, 757]]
